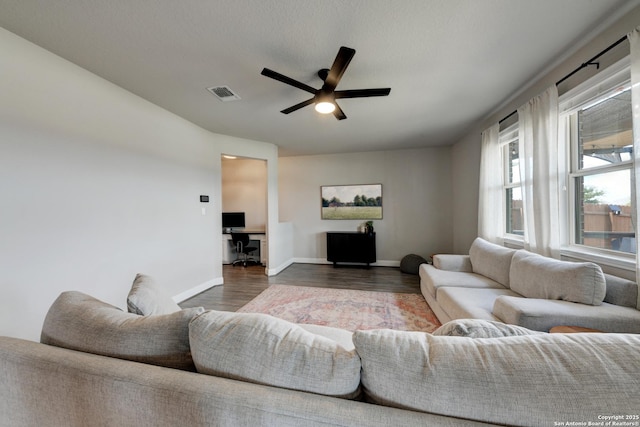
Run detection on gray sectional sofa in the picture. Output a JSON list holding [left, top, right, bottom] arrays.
[[420, 237, 640, 332], [1, 272, 639, 426]]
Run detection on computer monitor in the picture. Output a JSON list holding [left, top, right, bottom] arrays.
[[222, 212, 245, 230]]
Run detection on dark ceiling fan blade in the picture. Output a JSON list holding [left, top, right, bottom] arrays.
[[332, 102, 347, 120], [280, 98, 315, 114], [323, 46, 356, 91], [334, 88, 391, 99], [261, 68, 317, 94]]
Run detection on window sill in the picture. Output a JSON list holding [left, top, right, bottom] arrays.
[[501, 237, 635, 272], [502, 236, 525, 249], [560, 246, 635, 272]]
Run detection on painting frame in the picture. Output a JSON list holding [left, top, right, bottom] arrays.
[[321, 183, 383, 220]]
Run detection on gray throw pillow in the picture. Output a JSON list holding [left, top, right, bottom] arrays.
[[127, 273, 182, 315], [509, 250, 606, 306], [41, 291, 203, 370], [433, 319, 544, 338], [189, 310, 361, 398], [468, 237, 516, 286]]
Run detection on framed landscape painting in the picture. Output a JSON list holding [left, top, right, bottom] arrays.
[[321, 184, 383, 220]]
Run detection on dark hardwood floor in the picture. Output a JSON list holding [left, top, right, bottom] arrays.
[[179, 263, 421, 312]]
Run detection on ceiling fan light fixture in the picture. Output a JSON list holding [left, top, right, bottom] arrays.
[[315, 101, 336, 114]]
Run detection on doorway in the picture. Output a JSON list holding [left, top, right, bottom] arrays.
[[221, 155, 268, 267]]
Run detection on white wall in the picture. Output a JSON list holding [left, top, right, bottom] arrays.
[[279, 148, 453, 264], [451, 132, 481, 253], [0, 27, 280, 340], [450, 5, 640, 254]]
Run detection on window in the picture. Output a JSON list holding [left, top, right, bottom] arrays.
[[501, 124, 523, 237], [495, 57, 635, 262], [499, 57, 634, 261], [562, 59, 634, 255]]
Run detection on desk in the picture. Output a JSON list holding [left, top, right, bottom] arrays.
[[222, 232, 266, 265]]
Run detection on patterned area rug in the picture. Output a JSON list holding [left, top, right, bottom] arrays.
[[237, 285, 441, 332]]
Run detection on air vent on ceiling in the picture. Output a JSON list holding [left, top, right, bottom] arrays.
[[207, 85, 241, 102]]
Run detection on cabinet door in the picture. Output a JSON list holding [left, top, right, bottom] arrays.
[[358, 234, 376, 263], [327, 233, 376, 264], [326, 233, 347, 262]]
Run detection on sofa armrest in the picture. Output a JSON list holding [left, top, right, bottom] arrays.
[[432, 254, 472, 272]]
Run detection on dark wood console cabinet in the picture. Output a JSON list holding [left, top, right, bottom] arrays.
[[326, 232, 376, 267]]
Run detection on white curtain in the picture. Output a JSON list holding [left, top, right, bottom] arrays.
[[517, 85, 560, 258], [478, 123, 502, 243], [628, 27, 640, 309]]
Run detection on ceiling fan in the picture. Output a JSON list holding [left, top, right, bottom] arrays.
[[260, 46, 391, 120]]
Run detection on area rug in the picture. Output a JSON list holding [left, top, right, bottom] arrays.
[[237, 285, 441, 332]]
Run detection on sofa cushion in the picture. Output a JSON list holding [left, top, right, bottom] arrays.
[[127, 273, 182, 315], [437, 287, 520, 321], [509, 250, 606, 306], [353, 329, 640, 426], [298, 323, 356, 351], [41, 291, 203, 370], [468, 237, 516, 287], [603, 273, 638, 308], [433, 319, 543, 338], [419, 264, 506, 300], [493, 295, 640, 333], [189, 310, 361, 398]]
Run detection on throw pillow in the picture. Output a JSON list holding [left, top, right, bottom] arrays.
[[509, 250, 606, 306], [433, 319, 544, 338], [41, 291, 204, 370], [127, 273, 182, 315], [189, 310, 361, 398], [468, 237, 516, 287]]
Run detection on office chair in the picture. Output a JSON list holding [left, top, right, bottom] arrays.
[[231, 233, 259, 267]]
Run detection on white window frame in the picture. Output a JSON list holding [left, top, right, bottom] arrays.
[[500, 123, 523, 241], [559, 56, 634, 270]]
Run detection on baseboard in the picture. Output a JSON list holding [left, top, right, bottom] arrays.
[[374, 260, 401, 267], [292, 257, 332, 265], [173, 277, 223, 303], [266, 258, 295, 276]]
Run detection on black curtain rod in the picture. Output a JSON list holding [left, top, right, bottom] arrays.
[[498, 34, 628, 125]]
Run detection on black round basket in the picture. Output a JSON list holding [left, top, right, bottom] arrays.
[[400, 254, 428, 275]]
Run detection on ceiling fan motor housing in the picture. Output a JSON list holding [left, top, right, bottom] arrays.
[[318, 68, 330, 81]]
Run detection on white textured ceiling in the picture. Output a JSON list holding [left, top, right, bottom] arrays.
[[0, 0, 636, 156]]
